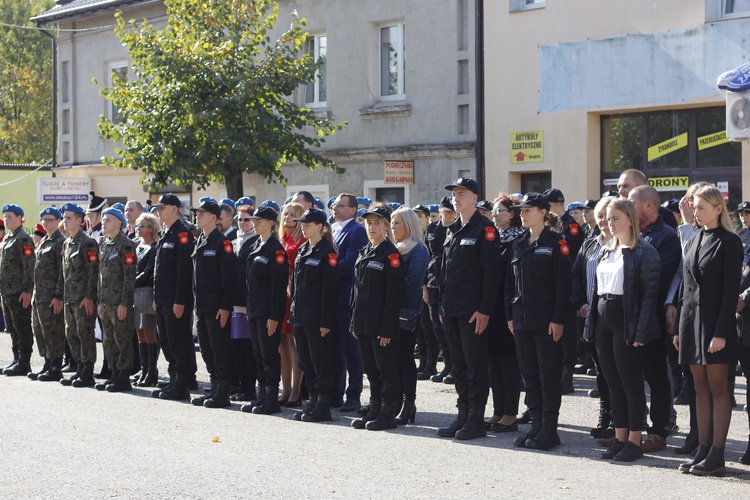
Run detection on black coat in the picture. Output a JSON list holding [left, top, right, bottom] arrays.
[[233, 233, 259, 307], [192, 228, 237, 314], [350, 240, 404, 338], [245, 235, 289, 321], [737, 248, 750, 348], [424, 222, 447, 289], [153, 218, 195, 307], [678, 226, 743, 365], [561, 212, 585, 261], [290, 239, 339, 330], [134, 242, 156, 288]]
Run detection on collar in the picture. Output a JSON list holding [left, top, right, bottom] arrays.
[[640, 214, 662, 234]]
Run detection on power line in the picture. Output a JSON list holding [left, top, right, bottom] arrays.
[[0, 20, 114, 33], [0, 163, 51, 187]]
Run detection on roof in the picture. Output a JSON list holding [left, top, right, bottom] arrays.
[[31, 0, 152, 25]]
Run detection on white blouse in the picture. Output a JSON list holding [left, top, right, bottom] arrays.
[[596, 247, 625, 296]]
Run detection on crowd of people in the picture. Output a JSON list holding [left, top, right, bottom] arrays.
[[1, 172, 750, 476]]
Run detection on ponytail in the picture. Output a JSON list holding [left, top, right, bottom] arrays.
[[320, 221, 337, 252]]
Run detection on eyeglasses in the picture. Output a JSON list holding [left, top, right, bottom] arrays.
[[492, 209, 509, 215], [238, 217, 254, 222], [332, 203, 356, 209], [41, 218, 58, 223]]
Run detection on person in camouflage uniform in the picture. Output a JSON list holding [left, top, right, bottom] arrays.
[[28, 207, 66, 382], [59, 202, 99, 388], [95, 208, 137, 392], [0, 204, 36, 376]]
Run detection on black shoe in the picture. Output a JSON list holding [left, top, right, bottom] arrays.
[[331, 397, 344, 408], [490, 420, 519, 433], [3, 357, 31, 377], [355, 404, 370, 415], [204, 381, 231, 409], [525, 429, 561, 450], [689, 447, 725, 476], [739, 435, 750, 465], [442, 373, 455, 385], [95, 369, 118, 391], [591, 426, 615, 439], [560, 367, 574, 395], [513, 419, 542, 447], [106, 369, 133, 393], [395, 398, 416, 425], [437, 404, 469, 438], [613, 441, 643, 462], [455, 419, 487, 440], [71, 364, 95, 387], [678, 444, 710, 472], [674, 429, 699, 455], [37, 358, 63, 382], [365, 400, 398, 431], [252, 386, 282, 414], [352, 399, 381, 429], [517, 409, 531, 425], [340, 398, 361, 412], [159, 375, 190, 401], [587, 389, 599, 398], [416, 363, 437, 380], [28, 359, 50, 380], [601, 439, 625, 459]]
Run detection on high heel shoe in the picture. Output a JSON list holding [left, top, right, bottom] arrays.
[[285, 397, 302, 408], [395, 398, 416, 425], [278, 394, 290, 405]]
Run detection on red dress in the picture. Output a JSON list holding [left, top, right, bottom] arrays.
[[281, 232, 306, 333]]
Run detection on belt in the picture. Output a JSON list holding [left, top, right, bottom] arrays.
[[600, 293, 623, 301]]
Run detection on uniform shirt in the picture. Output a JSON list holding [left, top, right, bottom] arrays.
[[153, 218, 195, 307], [441, 210, 502, 317], [739, 226, 750, 252], [0, 226, 35, 297], [98, 232, 137, 307], [290, 238, 339, 329], [32, 230, 65, 303], [192, 228, 237, 314], [245, 235, 288, 321], [560, 212, 585, 261], [596, 246, 625, 296], [62, 230, 99, 304], [424, 222, 447, 290]]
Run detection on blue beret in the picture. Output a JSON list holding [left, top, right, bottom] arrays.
[[313, 198, 325, 210], [110, 203, 125, 212], [566, 202, 585, 212], [39, 207, 62, 219], [356, 208, 367, 218], [328, 215, 335, 224], [61, 202, 85, 215], [327, 196, 337, 209], [102, 207, 126, 228], [220, 198, 236, 210], [284, 196, 293, 205], [2, 204, 24, 217], [235, 196, 254, 207], [428, 204, 440, 213], [357, 197, 372, 207], [260, 200, 280, 212], [199, 196, 217, 204], [387, 202, 402, 210], [149, 206, 159, 214]]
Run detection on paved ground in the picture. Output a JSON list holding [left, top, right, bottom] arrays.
[[0, 331, 749, 499]]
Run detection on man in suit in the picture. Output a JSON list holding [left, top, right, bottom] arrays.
[[217, 203, 238, 241], [330, 193, 369, 411]]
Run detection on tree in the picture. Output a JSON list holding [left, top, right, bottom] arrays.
[[0, 0, 53, 164], [98, 0, 345, 199]]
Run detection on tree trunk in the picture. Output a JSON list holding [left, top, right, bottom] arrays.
[[224, 162, 244, 200]]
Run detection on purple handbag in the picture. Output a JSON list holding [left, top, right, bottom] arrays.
[[230, 311, 251, 340]]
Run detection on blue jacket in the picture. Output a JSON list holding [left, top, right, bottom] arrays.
[[640, 214, 681, 325], [334, 219, 368, 307], [399, 243, 429, 312]]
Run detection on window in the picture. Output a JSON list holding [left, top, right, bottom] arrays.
[[723, 0, 750, 17], [510, 0, 545, 12], [61, 61, 69, 103], [458, 60, 469, 95], [521, 172, 551, 194], [457, 0, 469, 51], [62, 109, 70, 135], [108, 62, 128, 124], [380, 23, 405, 99], [304, 33, 327, 106], [457, 105, 470, 135]]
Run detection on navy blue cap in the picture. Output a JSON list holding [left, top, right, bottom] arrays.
[[439, 196, 454, 211], [250, 206, 278, 222], [102, 207, 126, 228], [2, 204, 23, 217], [543, 188, 565, 203], [363, 206, 392, 223], [260, 200, 280, 213], [476, 200, 493, 211], [235, 196, 254, 207], [40, 207, 62, 219], [445, 177, 479, 195], [294, 208, 327, 224], [737, 201, 750, 213], [61, 202, 85, 215], [513, 192, 550, 211], [153, 193, 182, 208], [584, 199, 599, 210], [190, 200, 221, 217], [413, 204, 430, 217]]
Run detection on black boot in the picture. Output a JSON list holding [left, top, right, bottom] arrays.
[[131, 344, 148, 384], [294, 393, 318, 421], [366, 399, 398, 430], [560, 365, 574, 394], [152, 368, 176, 397], [432, 353, 452, 383], [60, 362, 81, 386], [590, 401, 613, 438], [158, 373, 191, 400], [352, 398, 381, 429], [38, 358, 63, 382], [95, 357, 111, 380], [28, 358, 50, 380], [674, 428, 699, 455], [72, 363, 96, 388], [4, 354, 31, 377], [513, 411, 542, 447], [525, 414, 561, 450], [192, 377, 217, 406], [517, 408, 531, 424], [689, 446, 725, 476], [417, 359, 437, 380], [138, 344, 159, 387], [678, 444, 710, 472], [395, 397, 416, 425], [2, 348, 18, 372], [302, 394, 333, 423], [740, 434, 750, 465], [455, 402, 487, 440], [106, 368, 133, 392], [437, 401, 469, 437], [96, 368, 118, 391], [252, 385, 281, 414], [204, 380, 231, 408], [241, 384, 267, 413]]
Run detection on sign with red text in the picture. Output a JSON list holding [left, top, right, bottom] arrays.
[[384, 161, 414, 184]]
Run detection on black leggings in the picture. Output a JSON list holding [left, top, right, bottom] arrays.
[[595, 298, 646, 431], [396, 327, 417, 401]]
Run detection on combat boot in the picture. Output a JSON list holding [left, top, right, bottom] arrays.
[[2, 348, 18, 372], [158, 374, 191, 401], [302, 394, 333, 423], [365, 399, 398, 431], [28, 358, 50, 380], [241, 384, 267, 413], [152, 368, 176, 398], [252, 385, 281, 414], [560, 365, 574, 394], [137, 344, 159, 387], [432, 355, 452, 383], [72, 363, 96, 387], [417, 359, 437, 380], [106, 369, 133, 392], [525, 414, 561, 450], [4, 354, 31, 377], [455, 402, 487, 440], [352, 398, 381, 429], [513, 410, 542, 447], [60, 362, 82, 386], [204, 380, 231, 409], [294, 392, 318, 421], [95, 358, 111, 380], [192, 377, 217, 406], [96, 369, 118, 391], [38, 358, 63, 382], [131, 344, 148, 384], [437, 401, 469, 437]]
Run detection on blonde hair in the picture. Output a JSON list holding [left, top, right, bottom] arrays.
[[607, 198, 640, 250], [391, 207, 427, 249], [693, 185, 736, 234], [278, 201, 305, 242], [136, 213, 161, 243], [594, 196, 616, 220]]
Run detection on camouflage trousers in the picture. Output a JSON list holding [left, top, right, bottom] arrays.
[[99, 304, 135, 371], [32, 298, 66, 359], [1, 294, 33, 357], [64, 302, 97, 364]]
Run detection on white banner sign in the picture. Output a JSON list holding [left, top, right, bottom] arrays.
[[38, 178, 92, 204]]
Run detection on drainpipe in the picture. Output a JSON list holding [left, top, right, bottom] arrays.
[[475, 0, 485, 198], [36, 26, 57, 171]]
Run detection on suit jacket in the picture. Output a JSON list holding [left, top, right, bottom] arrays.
[[334, 219, 368, 307]]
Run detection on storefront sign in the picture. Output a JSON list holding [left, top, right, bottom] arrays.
[[697, 130, 730, 151], [648, 176, 689, 192], [511, 131, 543, 163], [37, 178, 92, 204], [716, 181, 729, 204], [647, 132, 688, 161], [384, 161, 414, 184]]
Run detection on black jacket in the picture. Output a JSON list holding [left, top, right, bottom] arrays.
[[135, 242, 156, 288], [233, 233, 259, 307], [582, 239, 662, 346], [192, 228, 237, 314], [350, 240, 404, 338], [571, 236, 603, 311], [561, 212, 585, 261], [245, 235, 288, 321], [290, 239, 340, 330], [505, 226, 572, 331], [424, 222, 447, 289], [737, 247, 750, 348], [153, 218, 195, 307]]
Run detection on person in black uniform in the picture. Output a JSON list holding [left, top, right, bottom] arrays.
[[350, 205, 404, 431], [675, 185, 743, 476], [151, 193, 197, 401], [240, 206, 289, 415], [506, 192, 572, 450], [289, 208, 339, 422], [188, 200, 238, 409], [437, 178, 502, 441], [735, 239, 750, 465]]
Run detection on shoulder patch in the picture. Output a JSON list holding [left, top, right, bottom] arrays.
[[388, 253, 401, 268], [558, 239, 570, 256], [569, 223, 579, 236], [275, 249, 286, 264], [223, 240, 233, 254], [179, 232, 189, 245], [124, 253, 135, 265], [328, 253, 338, 267], [484, 226, 496, 242], [88, 251, 98, 263], [23, 245, 33, 257]]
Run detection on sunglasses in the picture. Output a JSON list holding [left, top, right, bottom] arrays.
[[238, 217, 254, 222]]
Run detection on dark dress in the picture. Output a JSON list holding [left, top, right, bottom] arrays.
[[678, 226, 743, 365]]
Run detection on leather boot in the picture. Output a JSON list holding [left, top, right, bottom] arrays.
[[455, 402, 487, 440], [131, 344, 148, 383], [294, 393, 318, 421], [431, 355, 452, 383], [525, 414, 561, 450], [158, 373, 191, 400], [352, 398, 381, 429], [560, 365, 574, 394], [241, 384, 267, 413], [417, 359, 437, 380], [28, 358, 50, 380], [678, 444, 710, 472], [38, 358, 63, 382], [513, 410, 542, 447], [302, 394, 333, 423], [192, 377, 217, 406], [204, 380, 231, 408], [4, 354, 31, 377], [395, 397, 416, 425], [60, 362, 82, 386], [590, 401, 613, 438], [96, 368, 119, 391], [62, 352, 77, 372], [366, 399, 398, 430], [138, 344, 159, 387], [106, 368, 133, 392], [95, 358, 111, 380], [3, 348, 18, 372], [689, 446, 726, 476], [152, 368, 176, 397], [252, 385, 282, 414], [72, 363, 96, 387], [674, 427, 699, 455], [437, 401, 469, 437]]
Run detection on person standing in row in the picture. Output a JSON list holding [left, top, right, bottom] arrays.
[[290, 208, 339, 422], [506, 193, 572, 450], [0, 204, 36, 376], [189, 200, 238, 409], [132, 213, 160, 387], [735, 236, 750, 466], [676, 185, 743, 476], [59, 203, 99, 388], [438, 178, 502, 441], [241, 206, 289, 415], [95, 208, 137, 393]]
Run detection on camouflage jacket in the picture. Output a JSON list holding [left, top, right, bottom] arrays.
[[62, 230, 99, 304], [33, 230, 65, 303], [0, 227, 35, 297], [98, 232, 136, 307]]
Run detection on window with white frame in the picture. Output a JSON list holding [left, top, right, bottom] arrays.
[[510, 0, 545, 12], [379, 23, 405, 99], [108, 62, 128, 124], [304, 33, 327, 106], [723, 0, 750, 16]]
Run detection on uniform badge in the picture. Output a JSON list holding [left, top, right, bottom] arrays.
[[88, 251, 98, 263], [388, 253, 401, 268], [179, 232, 189, 245], [569, 223, 579, 236], [275, 249, 286, 264], [558, 240, 570, 256], [223, 240, 233, 254], [484, 226, 496, 242], [328, 253, 338, 267], [124, 253, 135, 265], [23, 245, 32, 257]]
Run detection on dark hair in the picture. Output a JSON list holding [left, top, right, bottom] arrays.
[[220, 204, 234, 217], [492, 192, 522, 228], [320, 221, 337, 251], [236, 205, 255, 216], [337, 193, 358, 208], [295, 191, 315, 205]]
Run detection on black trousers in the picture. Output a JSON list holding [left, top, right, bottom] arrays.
[[443, 316, 490, 406], [515, 328, 562, 418], [294, 326, 333, 397], [396, 327, 418, 401], [643, 333, 672, 438], [359, 335, 399, 402], [196, 312, 233, 383], [155, 304, 196, 376], [231, 337, 257, 394], [249, 315, 281, 387], [738, 346, 750, 424], [588, 337, 612, 413], [561, 306, 578, 369], [2, 294, 33, 357], [488, 321, 521, 416], [417, 306, 438, 360], [595, 298, 646, 431], [427, 288, 449, 362]]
